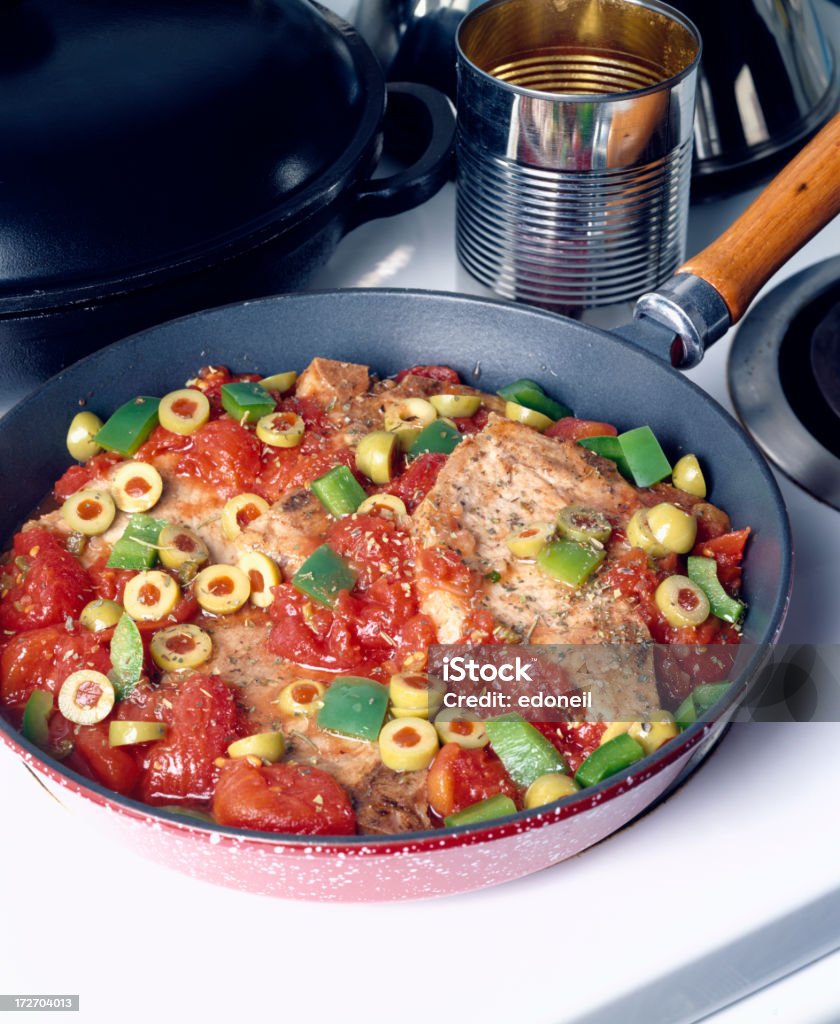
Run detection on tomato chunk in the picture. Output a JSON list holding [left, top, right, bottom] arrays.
[[135, 425, 194, 460], [452, 407, 490, 435], [69, 723, 140, 796], [387, 452, 447, 513], [692, 528, 750, 593], [213, 759, 356, 835], [0, 529, 94, 633], [327, 514, 414, 589], [139, 675, 241, 806], [188, 366, 263, 417], [87, 557, 137, 604], [53, 452, 122, 501], [427, 742, 520, 818], [176, 419, 262, 498], [546, 417, 618, 441], [267, 574, 422, 678], [267, 584, 366, 673], [533, 722, 607, 775], [0, 624, 111, 709], [260, 438, 356, 502], [133, 593, 199, 635], [600, 547, 659, 609]]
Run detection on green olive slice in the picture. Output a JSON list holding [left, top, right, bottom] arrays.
[[672, 454, 707, 498], [79, 598, 124, 632], [123, 570, 180, 621], [58, 670, 115, 725], [150, 624, 213, 671], [275, 679, 326, 717], [429, 394, 481, 418], [556, 506, 612, 544], [355, 431, 399, 484], [194, 564, 250, 614], [524, 773, 579, 808], [237, 552, 281, 608], [109, 721, 168, 747], [505, 522, 554, 559], [221, 493, 270, 540], [227, 731, 286, 763], [655, 575, 710, 627], [158, 525, 210, 571], [626, 508, 669, 557], [383, 398, 437, 433], [158, 389, 211, 436], [388, 672, 444, 719], [111, 461, 163, 513], [433, 707, 490, 749], [504, 401, 553, 432], [259, 371, 297, 394], [256, 411, 305, 448], [646, 502, 698, 554], [66, 411, 104, 462], [379, 717, 439, 772], [357, 493, 407, 518], [61, 489, 116, 536]]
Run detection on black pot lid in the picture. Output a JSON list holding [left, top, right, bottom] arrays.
[[0, 0, 381, 311]]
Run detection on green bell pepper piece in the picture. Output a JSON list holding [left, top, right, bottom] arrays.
[[496, 379, 573, 420], [674, 694, 697, 730], [687, 556, 746, 624], [578, 435, 632, 479], [575, 733, 645, 788], [408, 420, 462, 458], [21, 690, 52, 747], [107, 514, 167, 570], [95, 397, 160, 456], [617, 426, 671, 487], [220, 381, 274, 423], [110, 614, 144, 700], [485, 712, 568, 787], [291, 544, 357, 607], [536, 538, 605, 588], [693, 682, 731, 716], [675, 681, 732, 729], [580, 428, 671, 486], [310, 465, 367, 517], [444, 794, 518, 828], [317, 676, 389, 741]]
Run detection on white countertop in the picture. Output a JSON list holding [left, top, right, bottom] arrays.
[[2, 7, 840, 1016]]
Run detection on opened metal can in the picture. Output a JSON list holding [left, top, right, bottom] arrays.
[[456, 0, 701, 312]]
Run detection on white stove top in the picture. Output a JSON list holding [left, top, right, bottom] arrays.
[[2, 28, 840, 1024]]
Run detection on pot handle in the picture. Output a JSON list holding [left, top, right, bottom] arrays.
[[635, 112, 840, 368], [345, 82, 456, 231]]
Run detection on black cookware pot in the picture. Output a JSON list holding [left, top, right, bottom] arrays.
[[0, 0, 455, 408], [1, 115, 838, 900]]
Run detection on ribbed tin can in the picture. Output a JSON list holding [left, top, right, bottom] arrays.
[[455, 0, 701, 312]]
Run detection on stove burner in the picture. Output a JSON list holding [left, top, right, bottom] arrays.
[[728, 255, 840, 510], [811, 304, 840, 420]]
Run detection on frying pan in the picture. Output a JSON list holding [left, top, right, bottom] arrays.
[[1, 115, 839, 903]]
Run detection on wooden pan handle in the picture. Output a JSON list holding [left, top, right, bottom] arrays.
[[680, 112, 840, 323]]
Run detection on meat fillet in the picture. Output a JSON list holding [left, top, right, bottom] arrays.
[[412, 416, 660, 719]]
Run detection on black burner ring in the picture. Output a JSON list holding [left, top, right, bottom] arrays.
[[728, 256, 840, 511]]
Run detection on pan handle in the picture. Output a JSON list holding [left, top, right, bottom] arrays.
[[635, 112, 840, 368], [344, 82, 456, 231]]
